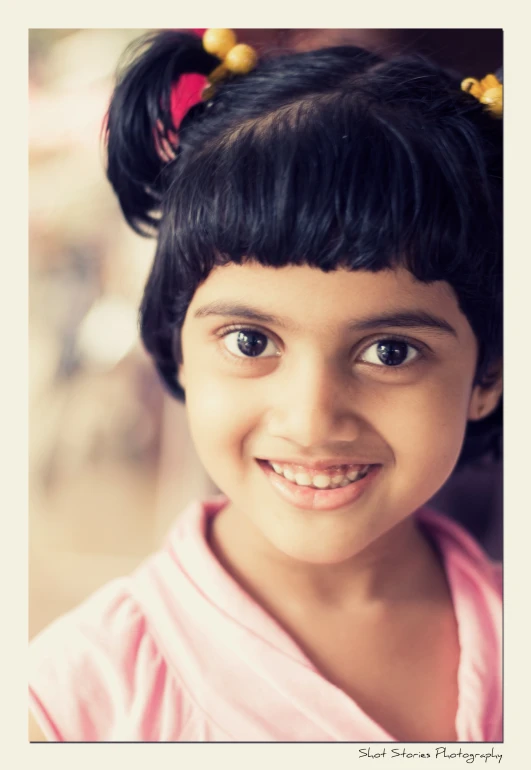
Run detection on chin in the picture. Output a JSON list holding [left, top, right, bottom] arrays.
[[256, 511, 385, 565]]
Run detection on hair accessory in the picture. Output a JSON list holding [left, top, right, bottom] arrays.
[[202, 28, 258, 99], [166, 30, 207, 147], [461, 73, 502, 117]]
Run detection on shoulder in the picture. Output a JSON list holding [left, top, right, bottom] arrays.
[[29, 578, 146, 671], [29, 576, 180, 741]]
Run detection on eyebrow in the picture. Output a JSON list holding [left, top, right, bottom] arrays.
[[193, 302, 458, 337]]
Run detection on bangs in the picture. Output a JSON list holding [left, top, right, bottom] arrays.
[[163, 94, 499, 283]]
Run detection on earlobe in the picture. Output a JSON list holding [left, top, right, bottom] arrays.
[[467, 373, 503, 421], [177, 364, 186, 391]]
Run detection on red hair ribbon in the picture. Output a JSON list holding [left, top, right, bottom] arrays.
[[169, 29, 207, 128]]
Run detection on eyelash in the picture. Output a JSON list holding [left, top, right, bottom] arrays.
[[217, 325, 426, 370]]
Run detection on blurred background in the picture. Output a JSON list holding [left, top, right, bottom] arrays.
[[29, 28, 503, 640]]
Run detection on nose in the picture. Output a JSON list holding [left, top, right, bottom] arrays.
[[266, 354, 363, 448]]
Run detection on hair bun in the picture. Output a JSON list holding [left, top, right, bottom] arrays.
[[105, 30, 219, 235]]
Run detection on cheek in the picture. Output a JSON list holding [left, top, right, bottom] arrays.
[[184, 367, 261, 467], [377, 374, 473, 490]]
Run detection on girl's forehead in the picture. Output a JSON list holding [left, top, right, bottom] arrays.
[[190, 262, 460, 322]]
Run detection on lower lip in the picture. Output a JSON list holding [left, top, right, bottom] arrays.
[[257, 460, 381, 511]]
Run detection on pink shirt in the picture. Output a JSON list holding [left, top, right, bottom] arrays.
[[29, 497, 502, 742]]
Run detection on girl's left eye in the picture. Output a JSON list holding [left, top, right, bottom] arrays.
[[222, 329, 280, 358], [359, 339, 421, 367]]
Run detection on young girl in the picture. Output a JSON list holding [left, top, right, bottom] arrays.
[[28, 29, 503, 743]]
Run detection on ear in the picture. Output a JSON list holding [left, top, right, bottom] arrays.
[[467, 361, 503, 421], [173, 330, 186, 391], [177, 363, 186, 391]]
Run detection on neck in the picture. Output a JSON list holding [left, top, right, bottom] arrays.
[[208, 503, 445, 616]]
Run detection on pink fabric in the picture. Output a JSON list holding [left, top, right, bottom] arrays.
[[29, 498, 502, 742]]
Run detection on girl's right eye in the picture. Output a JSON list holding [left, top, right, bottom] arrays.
[[222, 328, 280, 359]]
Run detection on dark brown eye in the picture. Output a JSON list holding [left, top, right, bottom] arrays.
[[236, 330, 267, 357], [223, 329, 279, 358], [376, 340, 409, 366], [360, 339, 420, 367]]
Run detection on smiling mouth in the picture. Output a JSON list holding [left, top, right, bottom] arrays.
[[264, 460, 371, 490], [256, 459, 381, 511]]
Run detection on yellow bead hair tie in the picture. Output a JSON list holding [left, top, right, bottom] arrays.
[[461, 73, 503, 118], [202, 28, 258, 99]]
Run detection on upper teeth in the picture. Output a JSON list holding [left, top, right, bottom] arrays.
[[269, 462, 370, 488]]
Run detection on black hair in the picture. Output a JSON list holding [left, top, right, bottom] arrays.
[[105, 30, 502, 469]]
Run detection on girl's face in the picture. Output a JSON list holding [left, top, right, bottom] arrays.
[[179, 263, 501, 564]]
